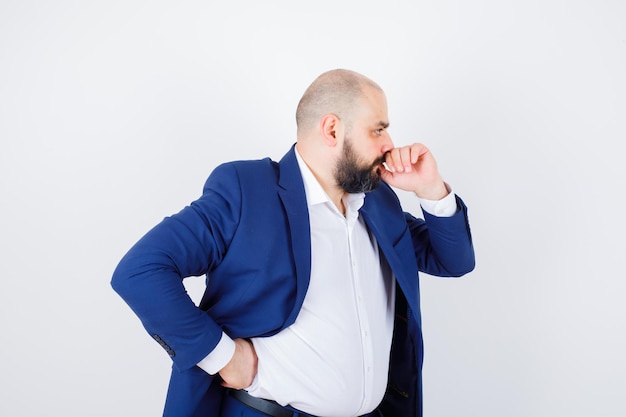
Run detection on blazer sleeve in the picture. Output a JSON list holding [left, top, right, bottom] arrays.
[[111, 163, 242, 371], [407, 195, 475, 277]]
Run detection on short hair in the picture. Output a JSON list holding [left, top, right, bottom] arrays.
[[296, 69, 382, 135]]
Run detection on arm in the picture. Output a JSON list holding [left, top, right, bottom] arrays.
[[382, 143, 475, 277], [405, 196, 475, 277], [111, 163, 242, 371]]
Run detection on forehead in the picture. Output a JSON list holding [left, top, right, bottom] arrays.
[[354, 87, 388, 124]]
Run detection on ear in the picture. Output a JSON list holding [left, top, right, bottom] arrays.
[[319, 114, 343, 147]]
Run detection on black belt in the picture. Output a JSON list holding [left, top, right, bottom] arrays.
[[229, 389, 311, 417], [228, 389, 382, 417]]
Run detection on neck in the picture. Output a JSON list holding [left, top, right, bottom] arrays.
[[295, 141, 347, 215]]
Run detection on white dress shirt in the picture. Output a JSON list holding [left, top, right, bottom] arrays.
[[198, 149, 457, 416]]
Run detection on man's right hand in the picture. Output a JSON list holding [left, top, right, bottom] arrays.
[[218, 338, 258, 389]]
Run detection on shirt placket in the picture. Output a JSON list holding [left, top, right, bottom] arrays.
[[345, 208, 374, 415]]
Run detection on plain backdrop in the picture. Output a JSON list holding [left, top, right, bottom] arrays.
[[1, 1, 625, 416]]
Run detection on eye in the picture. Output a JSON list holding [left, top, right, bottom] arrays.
[[374, 129, 383, 135]]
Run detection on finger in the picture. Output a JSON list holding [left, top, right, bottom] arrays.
[[220, 378, 235, 389], [220, 377, 247, 390], [410, 143, 428, 165], [399, 146, 413, 172], [410, 143, 422, 165], [386, 148, 404, 173]]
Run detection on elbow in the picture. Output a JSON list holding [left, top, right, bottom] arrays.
[[446, 247, 476, 278], [454, 250, 476, 277], [110, 255, 137, 300], [110, 262, 129, 297], [456, 260, 475, 277]]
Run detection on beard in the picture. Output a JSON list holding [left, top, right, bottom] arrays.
[[334, 138, 385, 194]]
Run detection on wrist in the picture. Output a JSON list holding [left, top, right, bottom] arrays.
[[414, 180, 448, 200]]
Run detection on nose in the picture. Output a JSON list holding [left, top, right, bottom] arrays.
[[380, 131, 394, 155]]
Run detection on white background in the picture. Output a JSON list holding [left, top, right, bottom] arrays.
[[1, 1, 625, 416]]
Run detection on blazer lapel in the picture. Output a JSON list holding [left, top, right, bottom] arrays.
[[360, 190, 422, 326], [277, 145, 312, 327]]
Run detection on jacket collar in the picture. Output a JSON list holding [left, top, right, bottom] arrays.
[[277, 145, 312, 327]]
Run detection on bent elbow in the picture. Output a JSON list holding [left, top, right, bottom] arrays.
[[453, 251, 476, 277], [110, 253, 143, 301], [110, 260, 131, 298], [443, 247, 476, 278]]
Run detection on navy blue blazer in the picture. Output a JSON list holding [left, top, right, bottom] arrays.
[[112, 145, 475, 417]]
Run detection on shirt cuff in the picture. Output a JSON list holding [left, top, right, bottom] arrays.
[[418, 183, 457, 217], [196, 332, 236, 375]]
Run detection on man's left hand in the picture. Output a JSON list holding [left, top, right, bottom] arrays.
[[380, 143, 448, 200]]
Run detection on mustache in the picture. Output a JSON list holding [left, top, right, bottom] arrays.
[[372, 153, 388, 169]]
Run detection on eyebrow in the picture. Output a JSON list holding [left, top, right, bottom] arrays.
[[377, 121, 390, 129]]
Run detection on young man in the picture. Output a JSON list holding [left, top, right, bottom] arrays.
[[112, 69, 475, 417]]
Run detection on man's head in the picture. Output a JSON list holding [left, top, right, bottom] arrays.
[[296, 69, 383, 136], [295, 69, 394, 194]]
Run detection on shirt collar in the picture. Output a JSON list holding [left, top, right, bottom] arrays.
[[295, 147, 329, 206]]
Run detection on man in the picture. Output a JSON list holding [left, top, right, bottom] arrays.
[[112, 69, 475, 417]]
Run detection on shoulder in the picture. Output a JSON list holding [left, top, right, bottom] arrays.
[[203, 157, 279, 192]]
